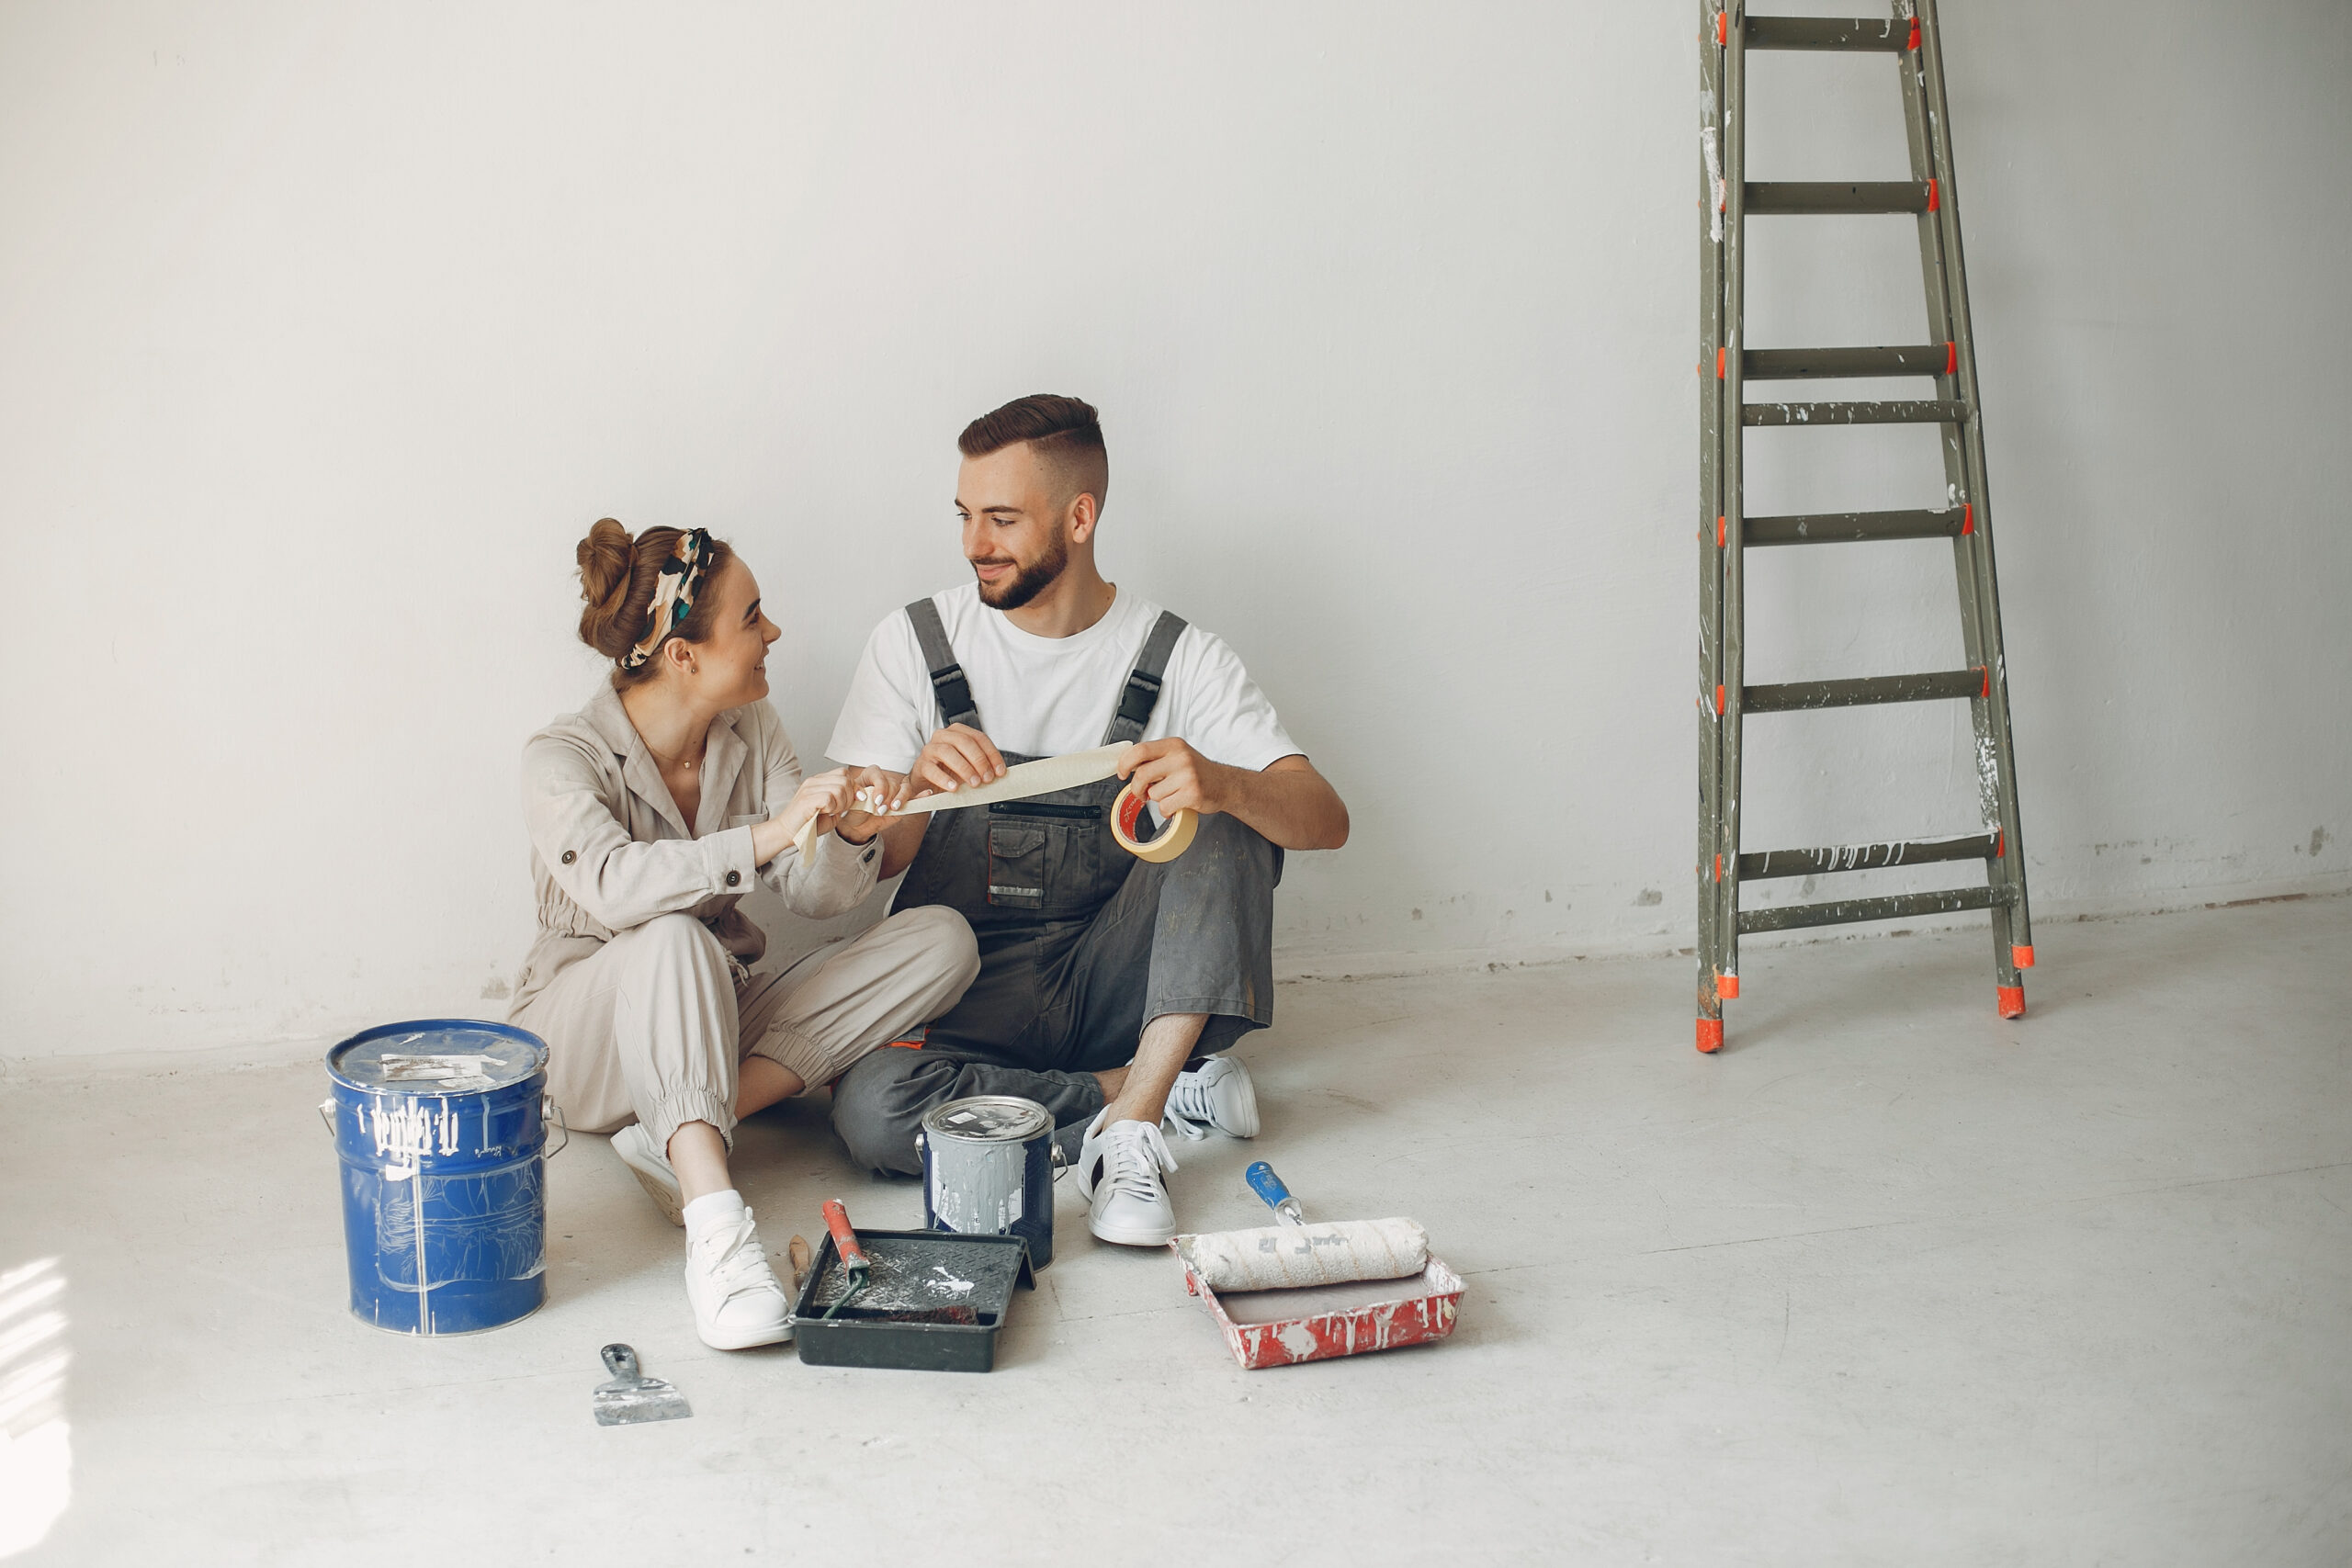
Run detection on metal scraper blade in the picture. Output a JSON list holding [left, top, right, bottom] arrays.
[[592, 1343, 692, 1426]]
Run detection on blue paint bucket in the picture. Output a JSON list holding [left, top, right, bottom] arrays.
[[322, 1020, 567, 1336], [916, 1096, 1057, 1269]]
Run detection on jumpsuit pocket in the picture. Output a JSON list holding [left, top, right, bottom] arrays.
[[987, 827, 1048, 908]]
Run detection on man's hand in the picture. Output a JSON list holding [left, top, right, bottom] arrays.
[[1118, 744, 1351, 852], [899, 723, 1006, 804], [1115, 738, 1235, 817]]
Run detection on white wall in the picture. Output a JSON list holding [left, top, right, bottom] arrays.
[[4, 2, 2346, 1062]]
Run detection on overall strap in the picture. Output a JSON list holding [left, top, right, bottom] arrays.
[[1101, 611, 1188, 747], [905, 598, 981, 731]]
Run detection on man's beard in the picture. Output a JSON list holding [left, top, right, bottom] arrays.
[[972, 527, 1069, 611]]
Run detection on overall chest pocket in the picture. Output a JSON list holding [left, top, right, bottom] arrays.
[[987, 827, 1049, 908], [986, 808, 1109, 915]]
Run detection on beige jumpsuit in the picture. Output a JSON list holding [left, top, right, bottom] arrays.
[[509, 683, 979, 1154]]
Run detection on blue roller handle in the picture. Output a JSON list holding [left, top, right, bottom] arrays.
[[1245, 1161, 1307, 1226]]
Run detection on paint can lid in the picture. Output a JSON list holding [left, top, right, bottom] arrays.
[[922, 1095, 1052, 1144], [328, 1019, 547, 1092]]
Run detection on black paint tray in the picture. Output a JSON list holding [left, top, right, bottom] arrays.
[[790, 1227, 1035, 1372]]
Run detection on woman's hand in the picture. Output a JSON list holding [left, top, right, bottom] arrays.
[[834, 765, 910, 843], [752, 770, 854, 865], [751, 766, 914, 866]]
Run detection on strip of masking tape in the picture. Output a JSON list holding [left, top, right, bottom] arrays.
[[782, 749, 1123, 865], [883, 745, 1127, 813], [848, 743, 1197, 862]]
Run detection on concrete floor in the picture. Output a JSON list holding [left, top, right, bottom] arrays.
[[3, 895, 2347, 1565]]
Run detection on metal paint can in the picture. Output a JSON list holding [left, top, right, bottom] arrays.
[[321, 1019, 567, 1336], [916, 1095, 1057, 1269]]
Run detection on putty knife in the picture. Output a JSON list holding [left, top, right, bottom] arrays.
[[592, 1343, 692, 1426]]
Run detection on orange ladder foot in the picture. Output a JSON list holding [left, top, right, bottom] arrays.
[[1996, 985, 2026, 1019], [1696, 1018, 1724, 1054]]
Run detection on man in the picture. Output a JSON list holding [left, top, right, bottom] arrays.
[[824, 393, 1349, 1246]]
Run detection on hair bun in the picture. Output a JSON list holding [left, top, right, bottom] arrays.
[[576, 518, 641, 657]]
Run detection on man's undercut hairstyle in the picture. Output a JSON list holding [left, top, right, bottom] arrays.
[[959, 394, 1110, 514]]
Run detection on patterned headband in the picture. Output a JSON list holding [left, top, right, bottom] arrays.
[[619, 528, 714, 671]]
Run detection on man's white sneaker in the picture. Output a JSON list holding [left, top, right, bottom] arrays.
[[611, 1122, 684, 1226], [1074, 1111, 1181, 1247], [684, 1204, 794, 1349], [1161, 1055, 1261, 1141]]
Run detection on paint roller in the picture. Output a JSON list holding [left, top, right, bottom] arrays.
[[1173, 1161, 1430, 1292]]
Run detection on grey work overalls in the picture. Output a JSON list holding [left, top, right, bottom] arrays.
[[826, 599, 1283, 1175]]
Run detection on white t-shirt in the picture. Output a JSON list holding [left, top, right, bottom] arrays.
[[826, 583, 1301, 773]]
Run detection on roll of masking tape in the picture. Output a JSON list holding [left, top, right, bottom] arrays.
[[1111, 778, 1198, 863]]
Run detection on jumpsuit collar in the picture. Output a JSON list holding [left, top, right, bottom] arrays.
[[695, 713, 749, 838], [582, 682, 747, 841]]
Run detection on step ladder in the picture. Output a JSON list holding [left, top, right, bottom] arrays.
[[1695, 0, 2033, 1053]]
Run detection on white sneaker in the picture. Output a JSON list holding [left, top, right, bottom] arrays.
[[1161, 1055, 1261, 1141], [684, 1206, 794, 1349], [1074, 1111, 1181, 1247], [611, 1123, 684, 1226]]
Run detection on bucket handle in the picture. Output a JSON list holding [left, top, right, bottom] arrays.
[[317, 1098, 336, 1137]]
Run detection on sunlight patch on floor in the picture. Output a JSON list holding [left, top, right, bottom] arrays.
[[0, 1258, 70, 1562]]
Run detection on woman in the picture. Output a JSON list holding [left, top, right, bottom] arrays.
[[511, 519, 979, 1349]]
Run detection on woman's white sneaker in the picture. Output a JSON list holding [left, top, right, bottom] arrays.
[[1160, 1055, 1261, 1141], [682, 1197, 794, 1349], [1074, 1111, 1181, 1247], [611, 1122, 685, 1226]]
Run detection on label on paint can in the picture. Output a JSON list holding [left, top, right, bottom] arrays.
[[377, 1054, 501, 1090]]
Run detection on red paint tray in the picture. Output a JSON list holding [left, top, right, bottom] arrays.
[[1171, 1162, 1464, 1370], [1170, 1239, 1464, 1371]]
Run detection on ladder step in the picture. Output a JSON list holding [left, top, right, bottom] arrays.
[[1746, 508, 1962, 546], [1746, 181, 1932, 215], [1740, 833, 1997, 881], [1743, 400, 1967, 426], [1744, 344, 1951, 380], [1737, 885, 2014, 936], [1743, 16, 1910, 51], [1745, 668, 1984, 713]]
